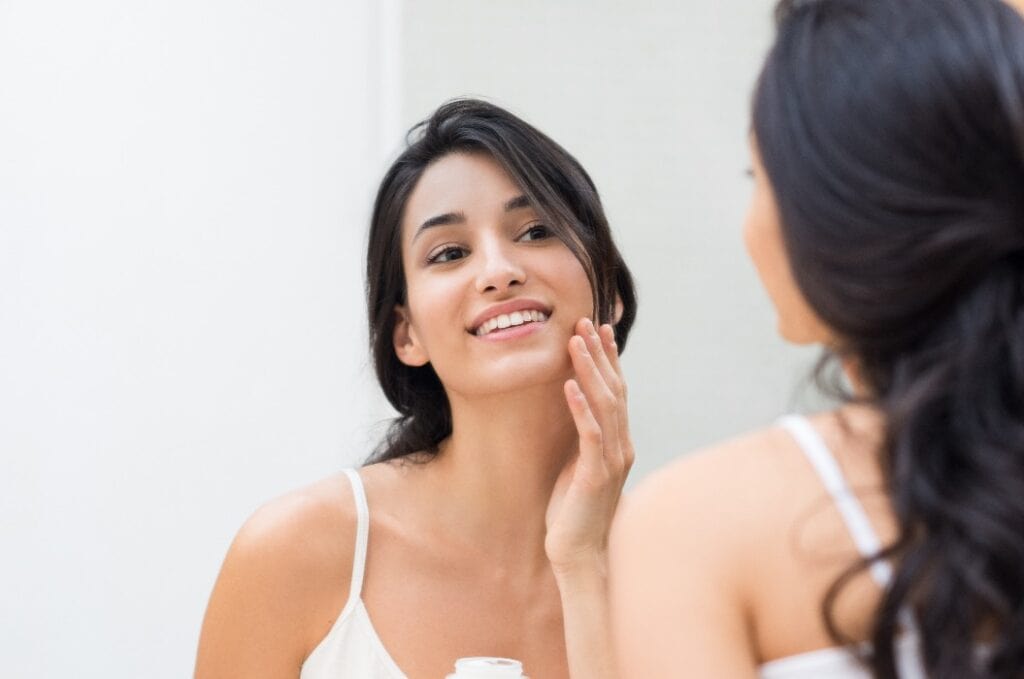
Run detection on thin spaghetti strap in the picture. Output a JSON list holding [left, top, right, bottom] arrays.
[[779, 415, 924, 654], [778, 415, 894, 588], [341, 468, 370, 602]]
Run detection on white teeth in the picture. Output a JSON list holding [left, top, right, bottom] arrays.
[[474, 309, 548, 336]]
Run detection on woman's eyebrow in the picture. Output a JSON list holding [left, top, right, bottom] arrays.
[[504, 194, 530, 211], [413, 196, 532, 242], [413, 211, 466, 242]]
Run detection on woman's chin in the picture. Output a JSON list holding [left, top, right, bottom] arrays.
[[446, 355, 573, 398]]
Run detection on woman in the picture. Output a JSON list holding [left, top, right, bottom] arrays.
[[194, 99, 636, 679], [612, 0, 1024, 677]]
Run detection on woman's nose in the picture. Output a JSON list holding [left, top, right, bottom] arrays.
[[475, 241, 526, 294]]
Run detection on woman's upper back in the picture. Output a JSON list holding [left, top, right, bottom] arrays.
[[610, 407, 903, 677]]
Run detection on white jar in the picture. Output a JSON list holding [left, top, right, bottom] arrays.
[[445, 657, 527, 679]]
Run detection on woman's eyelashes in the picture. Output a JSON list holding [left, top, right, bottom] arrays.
[[426, 244, 468, 264], [519, 223, 551, 242], [423, 224, 552, 265]]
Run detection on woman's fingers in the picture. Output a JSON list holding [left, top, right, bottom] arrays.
[[564, 378, 604, 470], [568, 327, 621, 468], [568, 334, 619, 448], [577, 318, 622, 400], [598, 324, 632, 463], [547, 326, 634, 573], [598, 323, 625, 398], [575, 318, 632, 467]]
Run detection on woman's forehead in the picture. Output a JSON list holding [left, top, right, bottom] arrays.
[[402, 153, 534, 239]]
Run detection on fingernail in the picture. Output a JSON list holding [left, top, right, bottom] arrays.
[[586, 318, 598, 337]]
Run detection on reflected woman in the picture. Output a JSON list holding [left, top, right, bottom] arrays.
[[612, 0, 1024, 677], [194, 99, 636, 679]]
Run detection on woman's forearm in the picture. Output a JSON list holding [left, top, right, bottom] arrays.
[[555, 556, 619, 679]]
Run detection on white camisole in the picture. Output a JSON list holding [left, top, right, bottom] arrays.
[[758, 415, 926, 679], [300, 468, 408, 679]]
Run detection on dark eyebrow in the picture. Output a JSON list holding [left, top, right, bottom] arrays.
[[412, 196, 531, 243], [413, 211, 466, 242], [504, 195, 531, 212]]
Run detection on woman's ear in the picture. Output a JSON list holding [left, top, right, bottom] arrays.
[[613, 294, 624, 325], [393, 306, 429, 367]]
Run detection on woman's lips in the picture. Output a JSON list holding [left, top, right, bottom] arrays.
[[473, 309, 549, 336], [473, 319, 546, 342], [468, 300, 552, 335]]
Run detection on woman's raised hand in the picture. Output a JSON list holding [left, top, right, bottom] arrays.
[[545, 317, 634, 575]]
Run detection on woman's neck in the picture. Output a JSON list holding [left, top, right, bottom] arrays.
[[413, 380, 577, 568]]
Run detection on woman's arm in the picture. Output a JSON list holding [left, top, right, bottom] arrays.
[[545, 319, 633, 679], [194, 484, 354, 679]]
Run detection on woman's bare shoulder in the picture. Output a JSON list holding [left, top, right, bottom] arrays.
[[195, 473, 360, 677], [613, 408, 883, 594], [622, 424, 805, 530], [235, 473, 359, 562], [611, 416, 845, 583], [609, 425, 809, 676], [610, 410, 890, 673]]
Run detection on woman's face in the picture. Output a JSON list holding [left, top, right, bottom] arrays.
[[743, 138, 832, 345], [394, 152, 594, 397]]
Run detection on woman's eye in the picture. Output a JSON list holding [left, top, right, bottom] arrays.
[[428, 245, 467, 264], [520, 224, 551, 242]]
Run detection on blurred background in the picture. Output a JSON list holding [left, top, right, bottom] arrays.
[[0, 0, 818, 676]]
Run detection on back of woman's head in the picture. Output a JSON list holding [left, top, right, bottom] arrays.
[[754, 0, 1024, 676], [365, 99, 636, 464]]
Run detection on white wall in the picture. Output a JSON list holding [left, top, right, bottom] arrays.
[[0, 1, 398, 676], [399, 0, 824, 484]]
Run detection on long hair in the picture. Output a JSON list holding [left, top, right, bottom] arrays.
[[365, 99, 637, 464], [754, 0, 1024, 676]]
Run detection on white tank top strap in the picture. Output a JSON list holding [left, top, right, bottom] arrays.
[[300, 469, 407, 678], [777, 414, 894, 589], [764, 415, 926, 677], [341, 468, 370, 603]]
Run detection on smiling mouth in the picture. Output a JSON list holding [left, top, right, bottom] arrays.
[[472, 310, 549, 337]]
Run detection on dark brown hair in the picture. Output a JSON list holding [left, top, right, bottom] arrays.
[[365, 99, 636, 464], [754, 0, 1024, 676]]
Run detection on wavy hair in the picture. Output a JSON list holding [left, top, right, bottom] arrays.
[[754, 0, 1024, 676], [364, 99, 636, 464]]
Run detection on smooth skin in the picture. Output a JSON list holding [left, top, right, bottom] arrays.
[[195, 152, 632, 679], [609, 142, 896, 677]]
